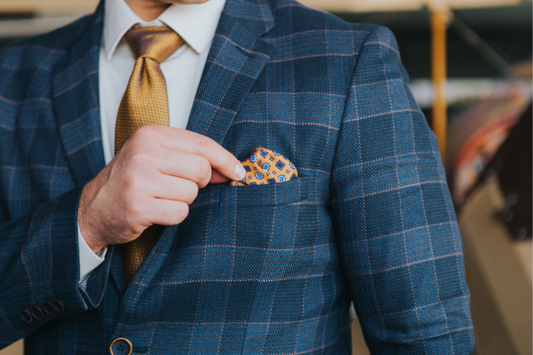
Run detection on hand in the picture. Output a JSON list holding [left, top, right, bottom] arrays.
[[77, 126, 245, 253]]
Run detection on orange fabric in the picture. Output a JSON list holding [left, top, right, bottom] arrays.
[[115, 26, 184, 154], [117, 26, 184, 284], [230, 147, 298, 186]]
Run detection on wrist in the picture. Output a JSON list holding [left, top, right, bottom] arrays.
[[78, 182, 107, 254], [79, 219, 107, 254]]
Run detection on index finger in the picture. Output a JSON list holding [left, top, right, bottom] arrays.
[[146, 126, 246, 182]]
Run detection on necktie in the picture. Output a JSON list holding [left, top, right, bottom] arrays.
[[116, 25, 184, 284], [230, 148, 298, 186]]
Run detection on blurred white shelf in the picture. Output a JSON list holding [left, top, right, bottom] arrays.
[[409, 78, 532, 109]]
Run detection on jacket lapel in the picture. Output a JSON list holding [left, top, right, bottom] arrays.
[[120, 0, 276, 291], [111, 1, 276, 335], [185, 0, 275, 146], [50, 1, 125, 300], [51, 0, 276, 184], [51, 2, 106, 186], [48, 0, 277, 313]]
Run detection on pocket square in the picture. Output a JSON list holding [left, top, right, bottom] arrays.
[[230, 147, 298, 186]]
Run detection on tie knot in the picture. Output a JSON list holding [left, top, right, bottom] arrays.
[[125, 25, 184, 63]]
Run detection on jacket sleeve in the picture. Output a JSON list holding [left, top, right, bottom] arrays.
[[330, 26, 475, 354], [0, 185, 112, 348]]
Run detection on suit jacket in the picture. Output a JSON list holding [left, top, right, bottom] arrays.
[[0, 0, 474, 353]]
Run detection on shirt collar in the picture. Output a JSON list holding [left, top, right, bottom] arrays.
[[103, 0, 226, 60]]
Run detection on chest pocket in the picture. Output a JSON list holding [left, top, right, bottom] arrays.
[[171, 177, 310, 269], [225, 176, 309, 247], [154, 177, 315, 331], [231, 176, 308, 207]]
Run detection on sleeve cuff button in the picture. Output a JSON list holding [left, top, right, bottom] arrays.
[[30, 306, 44, 321], [19, 309, 32, 324], [42, 302, 55, 316], [52, 300, 65, 314]]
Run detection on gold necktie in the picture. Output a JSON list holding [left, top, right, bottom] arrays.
[[116, 26, 184, 284]]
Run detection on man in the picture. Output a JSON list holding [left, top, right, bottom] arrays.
[[0, 0, 475, 353]]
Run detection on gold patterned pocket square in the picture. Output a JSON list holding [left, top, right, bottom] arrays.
[[230, 147, 298, 186]]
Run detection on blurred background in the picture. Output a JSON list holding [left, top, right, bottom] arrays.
[[0, 0, 531, 354]]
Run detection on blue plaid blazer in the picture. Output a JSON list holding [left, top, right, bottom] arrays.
[[0, 0, 474, 353]]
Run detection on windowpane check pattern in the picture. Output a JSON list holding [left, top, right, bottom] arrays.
[[0, 0, 474, 353]]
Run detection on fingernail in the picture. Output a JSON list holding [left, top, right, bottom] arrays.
[[235, 163, 246, 180]]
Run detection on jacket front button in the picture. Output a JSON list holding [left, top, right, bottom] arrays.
[[19, 309, 32, 324], [110, 338, 132, 355]]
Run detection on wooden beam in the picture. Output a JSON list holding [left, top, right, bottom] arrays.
[[430, 8, 449, 163]]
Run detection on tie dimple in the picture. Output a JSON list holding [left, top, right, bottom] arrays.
[[125, 25, 183, 63], [116, 25, 184, 285]]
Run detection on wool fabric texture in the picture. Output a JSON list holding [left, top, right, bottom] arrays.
[[0, 1, 475, 353]]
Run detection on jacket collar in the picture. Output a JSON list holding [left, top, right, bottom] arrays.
[[103, 0, 227, 60], [52, 0, 106, 187], [184, 0, 275, 145], [222, 0, 275, 36]]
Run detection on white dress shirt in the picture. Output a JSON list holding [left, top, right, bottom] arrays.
[[79, 0, 226, 285]]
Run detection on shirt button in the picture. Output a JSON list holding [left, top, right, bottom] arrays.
[[110, 338, 132, 355]]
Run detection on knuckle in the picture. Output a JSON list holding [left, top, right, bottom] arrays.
[[186, 182, 199, 203], [196, 157, 211, 178], [176, 203, 189, 222], [129, 224, 145, 237], [124, 194, 144, 219], [134, 125, 156, 140], [128, 151, 152, 169], [125, 175, 143, 192], [197, 136, 213, 154]]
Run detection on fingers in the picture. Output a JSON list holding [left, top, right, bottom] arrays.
[[210, 169, 230, 184], [132, 126, 245, 181], [146, 174, 199, 204], [155, 151, 231, 186], [146, 199, 190, 226], [179, 132, 245, 182], [155, 150, 212, 188]]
